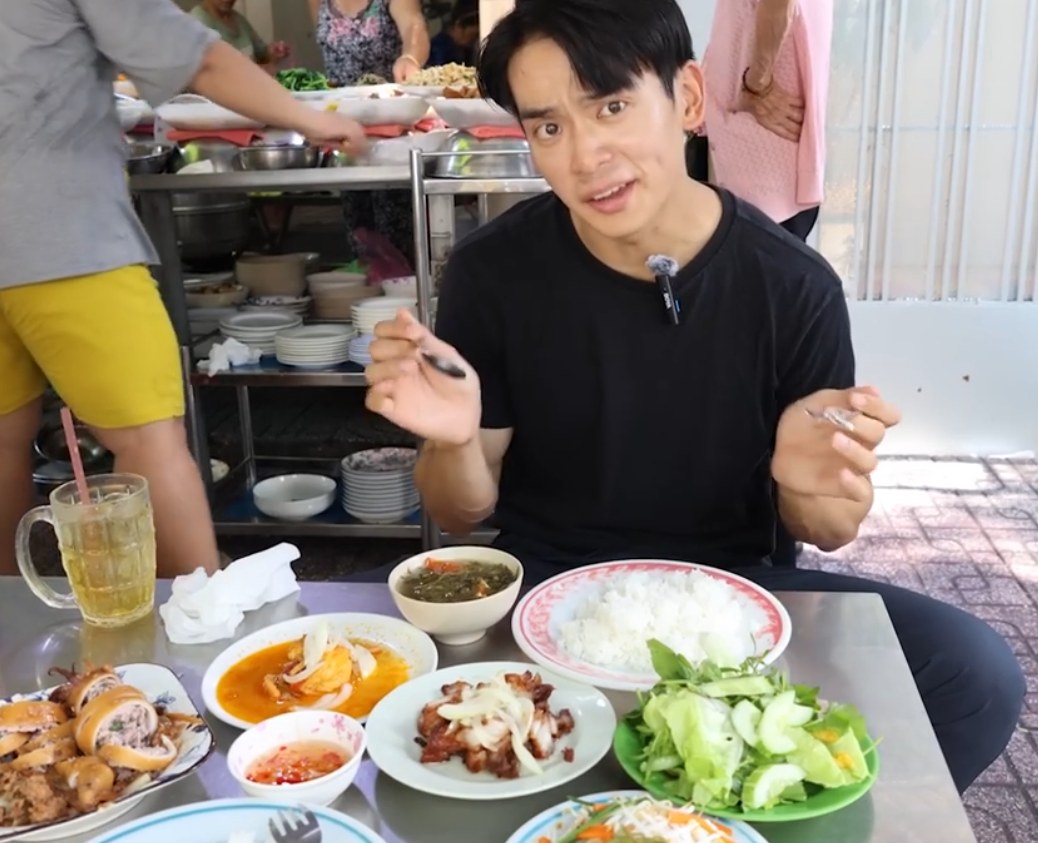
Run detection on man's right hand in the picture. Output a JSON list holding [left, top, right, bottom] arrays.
[[365, 309, 482, 446]]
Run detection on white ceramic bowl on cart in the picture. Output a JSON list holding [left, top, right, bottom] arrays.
[[364, 660, 616, 800], [83, 799, 387, 843], [431, 97, 518, 129], [510, 559, 793, 692], [252, 473, 336, 520], [227, 710, 366, 805], [379, 274, 417, 297], [156, 94, 262, 131], [329, 94, 430, 127], [201, 612, 439, 730], [340, 447, 419, 523], [388, 546, 524, 645], [242, 295, 312, 315]]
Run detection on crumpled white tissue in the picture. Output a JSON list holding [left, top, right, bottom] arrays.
[[159, 542, 301, 644], [200, 338, 262, 374]]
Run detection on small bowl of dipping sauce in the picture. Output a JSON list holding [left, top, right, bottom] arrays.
[[227, 710, 365, 805], [388, 546, 523, 646]]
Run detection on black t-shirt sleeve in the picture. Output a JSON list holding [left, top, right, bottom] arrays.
[[775, 278, 856, 410], [433, 248, 514, 429]]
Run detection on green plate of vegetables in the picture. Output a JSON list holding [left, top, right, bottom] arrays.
[[613, 640, 879, 822]]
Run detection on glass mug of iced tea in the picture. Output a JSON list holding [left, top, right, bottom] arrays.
[[15, 473, 157, 628]]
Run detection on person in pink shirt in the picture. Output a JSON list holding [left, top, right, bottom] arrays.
[[702, 0, 833, 240]]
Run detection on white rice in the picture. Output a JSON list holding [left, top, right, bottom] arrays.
[[557, 571, 757, 672]]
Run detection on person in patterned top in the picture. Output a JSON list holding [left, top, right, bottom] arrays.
[[308, 0, 430, 263]]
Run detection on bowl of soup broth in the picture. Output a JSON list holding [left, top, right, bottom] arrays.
[[389, 547, 523, 645]]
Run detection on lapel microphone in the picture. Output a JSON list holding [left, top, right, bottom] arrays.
[[646, 254, 682, 326]]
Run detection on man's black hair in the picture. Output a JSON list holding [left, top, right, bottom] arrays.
[[477, 0, 695, 115]]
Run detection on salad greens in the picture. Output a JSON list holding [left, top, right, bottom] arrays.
[[276, 67, 330, 92], [624, 640, 874, 813]]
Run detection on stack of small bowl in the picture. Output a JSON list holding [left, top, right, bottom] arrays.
[[351, 297, 417, 334], [340, 447, 419, 524], [307, 272, 380, 322]]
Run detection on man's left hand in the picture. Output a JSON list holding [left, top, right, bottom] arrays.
[[772, 386, 902, 503]]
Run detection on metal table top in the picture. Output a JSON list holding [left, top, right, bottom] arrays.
[[0, 577, 975, 843]]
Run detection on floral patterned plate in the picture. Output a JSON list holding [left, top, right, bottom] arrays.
[[511, 560, 792, 691], [0, 662, 214, 842]]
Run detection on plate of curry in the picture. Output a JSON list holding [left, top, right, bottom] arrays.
[[200, 613, 439, 730]]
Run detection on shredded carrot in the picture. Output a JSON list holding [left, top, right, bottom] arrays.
[[667, 810, 694, 825], [424, 558, 463, 573], [537, 837, 551, 843], [576, 825, 614, 841]]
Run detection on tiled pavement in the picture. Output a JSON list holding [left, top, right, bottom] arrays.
[[798, 457, 1038, 841]]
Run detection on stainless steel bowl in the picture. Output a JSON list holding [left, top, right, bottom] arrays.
[[321, 149, 352, 168], [125, 141, 177, 175], [234, 145, 322, 171], [34, 425, 109, 468], [432, 132, 537, 179]]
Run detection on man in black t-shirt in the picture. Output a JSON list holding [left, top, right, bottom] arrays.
[[363, 0, 1022, 797]]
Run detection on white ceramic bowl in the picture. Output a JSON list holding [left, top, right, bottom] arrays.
[[227, 711, 366, 806], [252, 473, 336, 521], [380, 275, 417, 297], [388, 546, 524, 645]]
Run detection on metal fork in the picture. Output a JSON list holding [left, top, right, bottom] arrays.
[[268, 807, 322, 843], [804, 405, 861, 432]]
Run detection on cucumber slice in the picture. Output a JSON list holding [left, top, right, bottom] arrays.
[[698, 676, 775, 698], [758, 690, 799, 754], [731, 699, 763, 747], [742, 763, 807, 810], [787, 703, 815, 727]]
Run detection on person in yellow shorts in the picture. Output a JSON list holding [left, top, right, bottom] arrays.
[[0, 0, 366, 577]]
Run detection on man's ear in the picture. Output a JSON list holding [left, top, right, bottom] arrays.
[[675, 61, 705, 131]]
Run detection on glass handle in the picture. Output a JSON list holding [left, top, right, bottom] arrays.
[[15, 506, 78, 610]]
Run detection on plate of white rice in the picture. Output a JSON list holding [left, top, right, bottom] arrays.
[[511, 560, 791, 691]]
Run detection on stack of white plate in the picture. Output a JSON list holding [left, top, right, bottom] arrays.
[[219, 312, 303, 354], [348, 333, 374, 366], [352, 297, 417, 335], [275, 324, 356, 368], [242, 295, 311, 316], [340, 447, 419, 524]]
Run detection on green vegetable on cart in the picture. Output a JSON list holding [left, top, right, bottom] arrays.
[[276, 68, 330, 92]]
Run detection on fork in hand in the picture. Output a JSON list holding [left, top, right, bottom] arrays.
[[268, 807, 322, 843]]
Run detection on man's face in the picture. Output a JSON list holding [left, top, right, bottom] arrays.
[[508, 38, 703, 243]]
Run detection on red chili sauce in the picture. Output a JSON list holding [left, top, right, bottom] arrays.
[[245, 740, 350, 785]]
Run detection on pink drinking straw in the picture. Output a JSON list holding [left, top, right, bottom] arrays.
[[60, 407, 92, 505]]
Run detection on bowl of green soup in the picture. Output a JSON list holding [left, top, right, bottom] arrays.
[[388, 547, 523, 646]]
